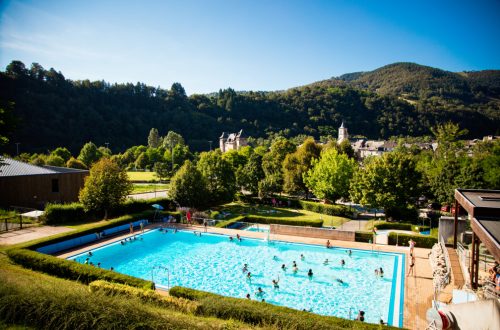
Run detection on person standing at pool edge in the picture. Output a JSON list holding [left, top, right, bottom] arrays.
[[326, 240, 331, 249], [129, 222, 133, 234], [409, 239, 416, 254]]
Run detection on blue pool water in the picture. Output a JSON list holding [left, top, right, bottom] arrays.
[[69, 230, 404, 326], [243, 224, 270, 233]]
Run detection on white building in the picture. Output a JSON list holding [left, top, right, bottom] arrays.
[[219, 130, 248, 153]]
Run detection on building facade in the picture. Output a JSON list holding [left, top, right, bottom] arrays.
[[219, 130, 248, 152], [0, 158, 88, 209]]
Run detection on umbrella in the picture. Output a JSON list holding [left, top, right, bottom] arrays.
[[151, 204, 164, 210]]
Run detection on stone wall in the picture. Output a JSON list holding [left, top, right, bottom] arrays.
[[270, 224, 355, 241]]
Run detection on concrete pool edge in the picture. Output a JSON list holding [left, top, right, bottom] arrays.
[[64, 227, 407, 326]]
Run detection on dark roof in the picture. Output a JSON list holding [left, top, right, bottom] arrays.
[[0, 158, 87, 177]]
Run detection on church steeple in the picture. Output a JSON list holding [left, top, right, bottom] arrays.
[[338, 122, 349, 144]]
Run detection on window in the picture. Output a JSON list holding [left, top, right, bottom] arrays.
[[51, 179, 59, 193]]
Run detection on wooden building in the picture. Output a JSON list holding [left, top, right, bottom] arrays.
[[0, 158, 88, 209]]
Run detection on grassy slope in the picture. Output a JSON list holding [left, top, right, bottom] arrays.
[[0, 251, 261, 330], [215, 203, 350, 227]]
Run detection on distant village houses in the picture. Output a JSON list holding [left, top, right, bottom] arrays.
[[219, 130, 248, 152], [336, 123, 498, 160]]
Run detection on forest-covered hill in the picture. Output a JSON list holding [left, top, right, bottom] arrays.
[[0, 61, 499, 154]]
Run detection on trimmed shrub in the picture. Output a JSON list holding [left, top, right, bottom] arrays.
[[215, 215, 323, 228], [355, 231, 373, 243], [373, 221, 412, 231], [299, 200, 351, 217], [43, 197, 175, 225], [89, 280, 198, 313], [169, 286, 397, 330], [388, 233, 437, 248], [44, 203, 94, 225], [6, 248, 154, 290]]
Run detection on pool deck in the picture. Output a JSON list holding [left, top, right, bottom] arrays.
[[57, 224, 435, 329]]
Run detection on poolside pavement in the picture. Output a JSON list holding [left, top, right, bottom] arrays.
[[0, 225, 74, 245]]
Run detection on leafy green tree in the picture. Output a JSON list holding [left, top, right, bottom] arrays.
[[147, 128, 160, 148], [162, 131, 185, 149], [237, 152, 265, 195], [261, 138, 295, 194], [98, 146, 111, 157], [197, 150, 236, 204], [66, 157, 87, 169], [78, 142, 103, 167], [222, 149, 248, 172], [51, 147, 72, 163], [481, 141, 500, 189], [304, 148, 356, 202], [154, 162, 170, 182], [45, 154, 65, 167], [169, 160, 207, 208], [283, 138, 322, 195], [350, 152, 421, 220], [79, 158, 132, 219], [134, 152, 148, 170]]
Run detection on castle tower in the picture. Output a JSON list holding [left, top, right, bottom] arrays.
[[219, 132, 226, 152], [338, 122, 349, 144]]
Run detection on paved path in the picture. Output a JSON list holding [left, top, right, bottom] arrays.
[[128, 190, 168, 200], [0, 226, 74, 245], [338, 218, 371, 231]]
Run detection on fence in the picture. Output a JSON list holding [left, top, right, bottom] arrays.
[[0, 216, 37, 233]]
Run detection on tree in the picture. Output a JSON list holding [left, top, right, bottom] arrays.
[[66, 157, 87, 169], [51, 147, 72, 163], [162, 131, 185, 149], [45, 154, 65, 167], [261, 138, 295, 195], [79, 158, 132, 219], [78, 142, 103, 167], [197, 150, 236, 204], [134, 152, 148, 170], [282, 138, 322, 195], [304, 148, 356, 202], [154, 162, 170, 182], [237, 152, 265, 195], [169, 160, 207, 208], [350, 152, 421, 220], [147, 128, 160, 148]]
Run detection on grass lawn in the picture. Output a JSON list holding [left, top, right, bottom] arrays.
[[127, 171, 159, 182], [214, 202, 350, 227], [131, 184, 169, 194]]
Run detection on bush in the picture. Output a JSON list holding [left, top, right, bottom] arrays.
[[169, 286, 397, 330], [215, 215, 323, 228], [6, 248, 154, 290], [44, 203, 94, 225], [298, 200, 351, 217], [355, 231, 373, 243], [373, 221, 412, 231], [388, 233, 437, 248], [89, 280, 197, 313]]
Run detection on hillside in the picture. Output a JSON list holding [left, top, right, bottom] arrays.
[[0, 61, 499, 154]]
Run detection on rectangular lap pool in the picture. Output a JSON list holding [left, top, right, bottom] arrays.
[[69, 229, 404, 326]]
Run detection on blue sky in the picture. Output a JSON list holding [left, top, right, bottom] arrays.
[[1, 0, 499, 94]]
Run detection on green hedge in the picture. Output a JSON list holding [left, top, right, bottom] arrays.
[[44, 203, 94, 225], [388, 233, 437, 248], [299, 201, 351, 217], [169, 287, 397, 330], [89, 280, 197, 313], [215, 215, 323, 228], [43, 197, 175, 225], [373, 221, 412, 231], [355, 231, 373, 243], [6, 248, 154, 290]]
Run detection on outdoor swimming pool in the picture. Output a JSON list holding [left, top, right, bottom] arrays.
[[243, 224, 270, 233], [69, 230, 404, 326]]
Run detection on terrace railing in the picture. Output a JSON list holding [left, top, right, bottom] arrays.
[[0, 216, 37, 233]]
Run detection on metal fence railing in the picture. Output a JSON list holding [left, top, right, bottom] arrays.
[[0, 216, 37, 233]]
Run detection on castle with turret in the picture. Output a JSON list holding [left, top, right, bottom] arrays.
[[219, 130, 248, 152]]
